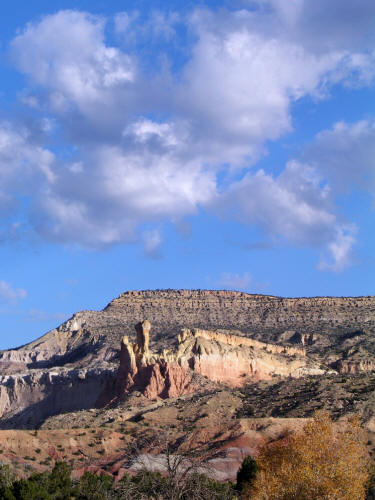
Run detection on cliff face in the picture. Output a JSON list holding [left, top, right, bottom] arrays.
[[335, 359, 375, 374], [0, 290, 375, 371], [0, 366, 114, 429], [97, 321, 325, 405], [1, 290, 374, 373], [0, 289, 374, 428], [106, 291, 375, 340]]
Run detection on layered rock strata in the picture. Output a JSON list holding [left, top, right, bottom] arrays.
[[97, 322, 324, 405], [2, 290, 374, 375], [0, 365, 115, 429]]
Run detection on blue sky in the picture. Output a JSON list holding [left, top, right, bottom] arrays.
[[0, 0, 374, 348]]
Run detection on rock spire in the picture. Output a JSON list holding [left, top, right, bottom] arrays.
[[96, 321, 325, 406]]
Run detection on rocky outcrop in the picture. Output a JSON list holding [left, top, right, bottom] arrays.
[[0, 315, 112, 372], [334, 359, 375, 374], [179, 328, 306, 356], [0, 366, 115, 429], [97, 323, 325, 405]]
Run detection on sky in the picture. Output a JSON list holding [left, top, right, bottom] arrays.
[[0, 0, 374, 349]]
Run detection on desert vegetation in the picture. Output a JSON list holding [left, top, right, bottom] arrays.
[[0, 412, 373, 499], [0, 461, 235, 500]]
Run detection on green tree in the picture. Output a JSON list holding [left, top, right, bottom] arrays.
[[236, 455, 257, 493], [0, 464, 16, 500], [75, 471, 114, 500], [47, 462, 72, 499], [12, 475, 51, 500]]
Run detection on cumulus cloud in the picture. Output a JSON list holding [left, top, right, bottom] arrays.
[[0, 281, 27, 303], [10, 9, 137, 144], [31, 143, 216, 247], [267, 0, 375, 55], [2, 4, 375, 267], [178, 23, 342, 165], [11, 10, 134, 111], [11, 7, 375, 163], [317, 225, 357, 273], [213, 161, 356, 270]]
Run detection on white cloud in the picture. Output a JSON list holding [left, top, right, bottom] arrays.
[[214, 161, 356, 270], [11, 10, 135, 116], [11, 7, 375, 167], [317, 225, 357, 272], [217, 272, 252, 290], [268, 0, 375, 55], [31, 142, 216, 247], [123, 118, 182, 147], [215, 162, 333, 243], [69, 162, 84, 174], [178, 26, 341, 165], [3, 6, 375, 267], [174, 5, 375, 166], [0, 281, 27, 303]]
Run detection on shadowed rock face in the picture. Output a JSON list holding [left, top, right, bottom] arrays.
[[0, 367, 115, 429], [96, 323, 325, 405]]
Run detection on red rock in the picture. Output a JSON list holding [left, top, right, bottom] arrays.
[[97, 322, 322, 405]]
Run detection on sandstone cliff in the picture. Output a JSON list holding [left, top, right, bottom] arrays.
[[97, 321, 325, 405]]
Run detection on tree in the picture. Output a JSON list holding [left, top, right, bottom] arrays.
[[0, 464, 16, 499], [75, 471, 114, 500], [47, 462, 72, 499], [12, 475, 51, 500], [245, 411, 370, 500], [236, 455, 257, 493]]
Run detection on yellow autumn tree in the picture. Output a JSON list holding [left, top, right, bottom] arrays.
[[244, 411, 370, 500]]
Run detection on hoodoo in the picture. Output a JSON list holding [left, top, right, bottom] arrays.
[[97, 321, 325, 405]]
